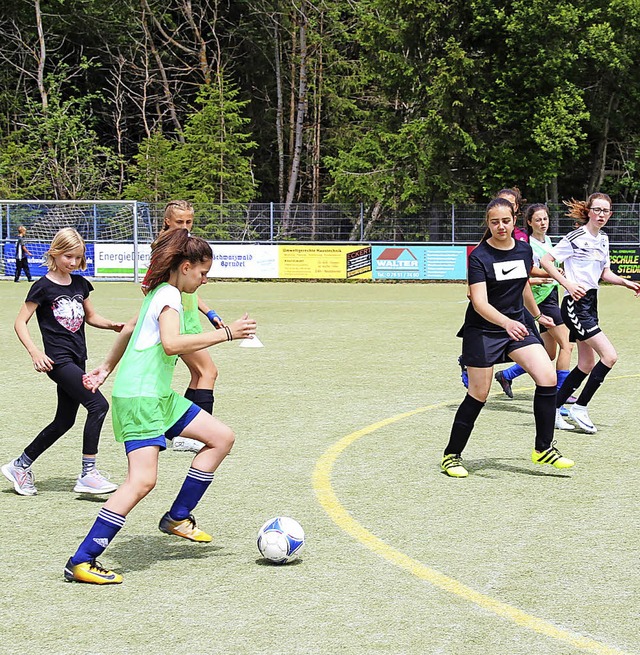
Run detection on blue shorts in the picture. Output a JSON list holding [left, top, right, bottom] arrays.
[[124, 404, 202, 454]]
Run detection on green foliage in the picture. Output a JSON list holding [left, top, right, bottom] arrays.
[[123, 131, 178, 203], [3, 0, 640, 204], [124, 78, 257, 236], [0, 74, 118, 199], [174, 79, 257, 206]]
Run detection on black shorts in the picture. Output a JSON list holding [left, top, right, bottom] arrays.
[[561, 288, 601, 342], [537, 287, 563, 334], [461, 326, 542, 368]]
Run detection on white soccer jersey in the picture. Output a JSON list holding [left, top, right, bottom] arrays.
[[134, 284, 183, 349], [549, 227, 610, 291]]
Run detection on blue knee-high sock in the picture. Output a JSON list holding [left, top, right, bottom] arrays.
[[503, 364, 526, 382], [169, 468, 214, 520], [71, 508, 125, 565], [556, 369, 570, 392]]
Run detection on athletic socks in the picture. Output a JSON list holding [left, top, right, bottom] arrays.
[[503, 364, 526, 382], [192, 389, 214, 415], [81, 456, 97, 476], [576, 361, 612, 407], [444, 394, 485, 456], [14, 452, 34, 469], [533, 385, 556, 452], [70, 508, 125, 565], [556, 369, 570, 391], [556, 366, 588, 407], [185, 388, 214, 414], [168, 467, 214, 521]]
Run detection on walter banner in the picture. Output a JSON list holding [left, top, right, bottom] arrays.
[[372, 245, 466, 280], [609, 247, 640, 280], [278, 245, 372, 279]]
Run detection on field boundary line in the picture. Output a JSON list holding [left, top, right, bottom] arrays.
[[312, 390, 636, 655]]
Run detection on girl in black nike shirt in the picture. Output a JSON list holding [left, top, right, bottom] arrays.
[[2, 229, 124, 497], [441, 198, 575, 477]]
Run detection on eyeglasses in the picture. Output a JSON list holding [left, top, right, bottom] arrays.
[[590, 207, 611, 216]]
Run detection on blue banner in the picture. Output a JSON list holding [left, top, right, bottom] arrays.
[[3, 242, 95, 277], [372, 245, 466, 280]]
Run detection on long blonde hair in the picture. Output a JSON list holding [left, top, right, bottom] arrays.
[[45, 228, 87, 271]]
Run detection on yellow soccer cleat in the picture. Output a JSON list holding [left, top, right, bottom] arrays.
[[158, 512, 212, 542], [64, 558, 123, 585], [440, 453, 469, 478], [531, 444, 575, 469]]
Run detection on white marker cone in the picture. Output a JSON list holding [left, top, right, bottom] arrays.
[[239, 335, 264, 348]]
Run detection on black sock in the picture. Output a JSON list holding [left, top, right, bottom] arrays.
[[184, 388, 197, 402], [556, 366, 588, 407], [576, 361, 612, 406], [192, 389, 214, 414], [444, 394, 485, 456], [534, 385, 556, 452]]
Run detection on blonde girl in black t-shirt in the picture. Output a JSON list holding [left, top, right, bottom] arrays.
[[441, 198, 575, 478], [2, 229, 124, 497]]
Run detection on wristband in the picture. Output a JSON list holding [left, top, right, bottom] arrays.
[[207, 310, 221, 326], [533, 313, 542, 321], [224, 326, 233, 341]]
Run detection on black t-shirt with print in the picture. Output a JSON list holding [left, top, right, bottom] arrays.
[[26, 274, 94, 364], [464, 239, 533, 333]]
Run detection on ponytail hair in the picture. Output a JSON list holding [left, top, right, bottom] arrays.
[[162, 199, 194, 232], [480, 197, 514, 242], [145, 229, 212, 291], [564, 192, 612, 225], [524, 203, 548, 236], [496, 186, 526, 216]]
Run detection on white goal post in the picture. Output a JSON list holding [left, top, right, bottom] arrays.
[[0, 200, 156, 282]]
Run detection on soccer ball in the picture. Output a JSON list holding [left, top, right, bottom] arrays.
[[257, 516, 305, 564]]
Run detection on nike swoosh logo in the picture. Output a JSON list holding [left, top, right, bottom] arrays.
[[501, 266, 517, 275]]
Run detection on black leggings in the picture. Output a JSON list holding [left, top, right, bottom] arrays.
[[24, 361, 109, 462]]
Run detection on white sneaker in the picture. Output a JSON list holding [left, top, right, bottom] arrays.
[[172, 437, 203, 453], [2, 460, 37, 496], [555, 409, 575, 431], [74, 469, 118, 494], [568, 404, 597, 434]]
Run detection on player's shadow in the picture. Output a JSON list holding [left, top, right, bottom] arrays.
[[254, 557, 304, 567], [21, 476, 114, 501], [487, 398, 536, 417], [28, 476, 77, 493], [108, 535, 226, 573], [466, 457, 573, 479]]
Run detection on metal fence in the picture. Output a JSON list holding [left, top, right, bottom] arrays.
[[146, 202, 640, 245], [2, 200, 640, 245]]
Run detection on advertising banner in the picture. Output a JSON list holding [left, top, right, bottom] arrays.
[[94, 243, 151, 277], [4, 242, 94, 277], [609, 247, 640, 280], [209, 244, 278, 278], [372, 245, 466, 280], [278, 245, 372, 279]]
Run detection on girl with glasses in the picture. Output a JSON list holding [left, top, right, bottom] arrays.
[[541, 193, 640, 433]]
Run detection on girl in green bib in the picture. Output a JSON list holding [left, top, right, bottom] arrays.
[[142, 200, 222, 453], [64, 229, 256, 584]]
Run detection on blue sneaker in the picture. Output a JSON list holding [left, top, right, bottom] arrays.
[[458, 356, 468, 389], [559, 406, 569, 417]]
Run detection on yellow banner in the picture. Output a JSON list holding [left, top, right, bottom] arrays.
[[278, 245, 372, 279]]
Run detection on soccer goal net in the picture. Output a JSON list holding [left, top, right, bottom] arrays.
[[1, 200, 155, 281]]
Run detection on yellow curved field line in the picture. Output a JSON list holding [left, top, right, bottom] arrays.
[[312, 400, 632, 655]]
